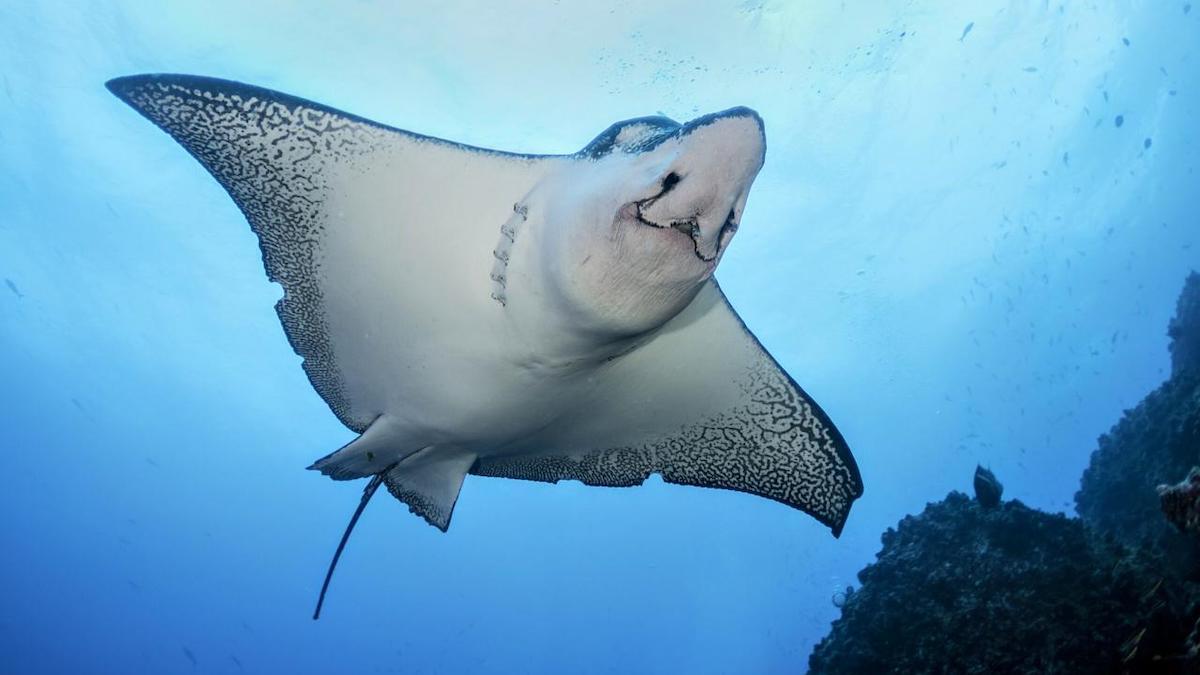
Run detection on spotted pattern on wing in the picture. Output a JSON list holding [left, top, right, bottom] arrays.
[[471, 362, 862, 534], [384, 480, 452, 532], [107, 75, 390, 432], [579, 115, 680, 159]]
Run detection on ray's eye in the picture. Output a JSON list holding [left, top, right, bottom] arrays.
[[661, 172, 681, 194]]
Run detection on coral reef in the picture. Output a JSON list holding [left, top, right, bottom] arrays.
[[1160, 467, 1200, 538], [809, 273, 1200, 673], [808, 493, 1197, 674], [1074, 371, 1200, 574], [1169, 272, 1200, 378], [1076, 273, 1200, 577]]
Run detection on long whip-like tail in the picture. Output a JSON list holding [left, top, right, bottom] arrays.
[[313, 471, 388, 620]]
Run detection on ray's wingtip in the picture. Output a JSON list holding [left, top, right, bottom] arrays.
[[105, 73, 194, 100], [825, 488, 861, 539], [104, 77, 125, 99], [829, 519, 846, 539], [822, 504, 851, 538], [104, 74, 162, 108], [104, 73, 147, 97]]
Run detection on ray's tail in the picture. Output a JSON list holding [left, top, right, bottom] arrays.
[[313, 471, 388, 620]]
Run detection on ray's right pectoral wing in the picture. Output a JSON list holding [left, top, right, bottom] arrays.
[[472, 281, 863, 535], [107, 73, 555, 434]]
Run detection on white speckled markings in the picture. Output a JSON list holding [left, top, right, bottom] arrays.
[[107, 74, 384, 432], [473, 282, 861, 534]]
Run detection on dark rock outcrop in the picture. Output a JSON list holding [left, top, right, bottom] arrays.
[[810, 274, 1200, 673], [1169, 272, 1200, 378], [808, 493, 1197, 674], [1076, 273, 1200, 578]]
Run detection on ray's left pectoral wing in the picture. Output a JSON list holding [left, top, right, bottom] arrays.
[[472, 281, 863, 535]]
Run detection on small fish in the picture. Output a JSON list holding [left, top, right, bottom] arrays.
[[1122, 37, 1130, 46], [1144, 138, 1152, 149], [1115, 114, 1125, 128], [182, 647, 197, 667], [1022, 66, 1038, 73], [230, 655, 243, 669], [4, 278, 22, 298], [959, 21, 974, 41]]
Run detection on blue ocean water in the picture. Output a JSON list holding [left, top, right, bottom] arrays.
[[1, 2, 1196, 673]]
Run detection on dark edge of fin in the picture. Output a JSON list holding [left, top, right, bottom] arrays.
[[313, 470, 389, 620], [103, 73, 558, 161], [381, 450, 477, 533], [712, 280, 862, 538]]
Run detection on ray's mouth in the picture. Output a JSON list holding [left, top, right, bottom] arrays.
[[630, 173, 739, 263]]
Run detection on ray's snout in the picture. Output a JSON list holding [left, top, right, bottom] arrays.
[[638, 107, 766, 262], [679, 106, 765, 169], [682, 106, 765, 137]]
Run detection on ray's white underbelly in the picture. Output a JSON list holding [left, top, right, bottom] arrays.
[[318, 234, 591, 452]]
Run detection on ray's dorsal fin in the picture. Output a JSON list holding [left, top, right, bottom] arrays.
[[472, 281, 863, 536]]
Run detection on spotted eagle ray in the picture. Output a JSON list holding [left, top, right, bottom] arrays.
[[106, 74, 862, 618]]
